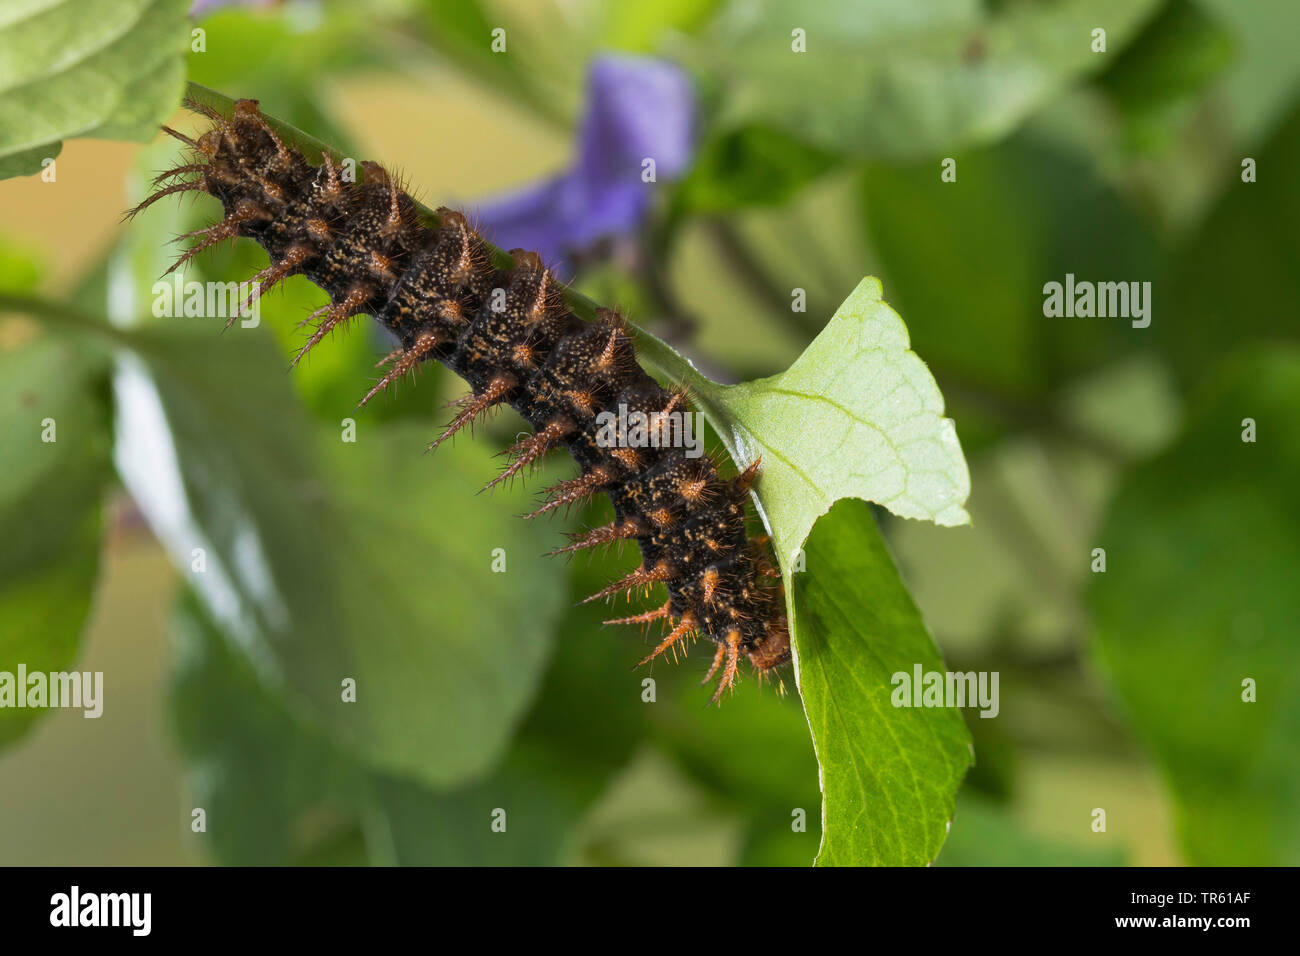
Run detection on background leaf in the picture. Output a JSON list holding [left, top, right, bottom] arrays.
[[0, 243, 112, 750], [861, 134, 1160, 402], [171, 543, 652, 865], [693, 0, 1162, 159], [114, 320, 568, 788], [0, 326, 112, 748], [1090, 348, 1300, 865], [1160, 101, 1300, 390], [0, 0, 190, 179]]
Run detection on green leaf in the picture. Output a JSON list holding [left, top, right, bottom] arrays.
[[1161, 100, 1300, 391], [170, 589, 369, 864], [171, 547, 650, 865], [675, 125, 838, 213], [1090, 349, 1300, 865], [594, 0, 723, 51], [412, 0, 565, 124], [862, 133, 1161, 404], [1095, 0, 1236, 153], [0, 0, 191, 179], [186, 6, 386, 117], [1193, 0, 1300, 146], [0, 245, 113, 750], [685, 277, 970, 571], [692, 0, 1162, 159], [358, 552, 651, 865], [83, 119, 571, 788], [0, 325, 112, 748], [792, 499, 973, 865], [115, 320, 567, 788]]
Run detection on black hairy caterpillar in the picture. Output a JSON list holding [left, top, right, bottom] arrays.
[[129, 98, 791, 703]]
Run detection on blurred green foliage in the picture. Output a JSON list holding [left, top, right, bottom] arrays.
[[0, 0, 190, 177], [1091, 350, 1300, 865]]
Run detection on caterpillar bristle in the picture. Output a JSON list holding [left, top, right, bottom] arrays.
[[291, 286, 370, 367], [582, 560, 673, 606], [549, 519, 641, 557], [482, 418, 571, 492], [159, 124, 201, 149], [635, 615, 696, 668], [428, 378, 513, 453], [604, 600, 672, 628], [358, 332, 440, 408], [122, 180, 206, 223], [528, 467, 613, 520]]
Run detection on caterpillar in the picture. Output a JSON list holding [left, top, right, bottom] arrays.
[[129, 98, 791, 703]]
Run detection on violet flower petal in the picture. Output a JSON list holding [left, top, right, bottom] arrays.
[[473, 55, 696, 277]]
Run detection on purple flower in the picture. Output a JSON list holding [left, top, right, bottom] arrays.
[[471, 56, 696, 277]]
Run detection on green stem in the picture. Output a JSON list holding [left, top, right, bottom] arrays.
[[0, 293, 129, 349]]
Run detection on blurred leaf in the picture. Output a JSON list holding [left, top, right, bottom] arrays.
[[369, 553, 649, 865], [740, 822, 818, 866], [1161, 101, 1300, 390], [694, 0, 1162, 159], [171, 589, 369, 864], [1194, 0, 1300, 145], [0, 245, 112, 750], [1095, 0, 1235, 153], [186, 6, 382, 134], [568, 748, 745, 866], [1090, 348, 1300, 865], [102, 121, 570, 789], [0, 325, 112, 748], [792, 499, 973, 865], [890, 437, 1098, 660], [413, 0, 560, 121], [0, 0, 190, 179], [959, 711, 1017, 803], [862, 133, 1161, 408], [937, 792, 1124, 866], [652, 675, 822, 864], [595, 0, 723, 51], [114, 320, 567, 788], [654, 680, 818, 814], [172, 543, 650, 865], [675, 125, 837, 213]]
